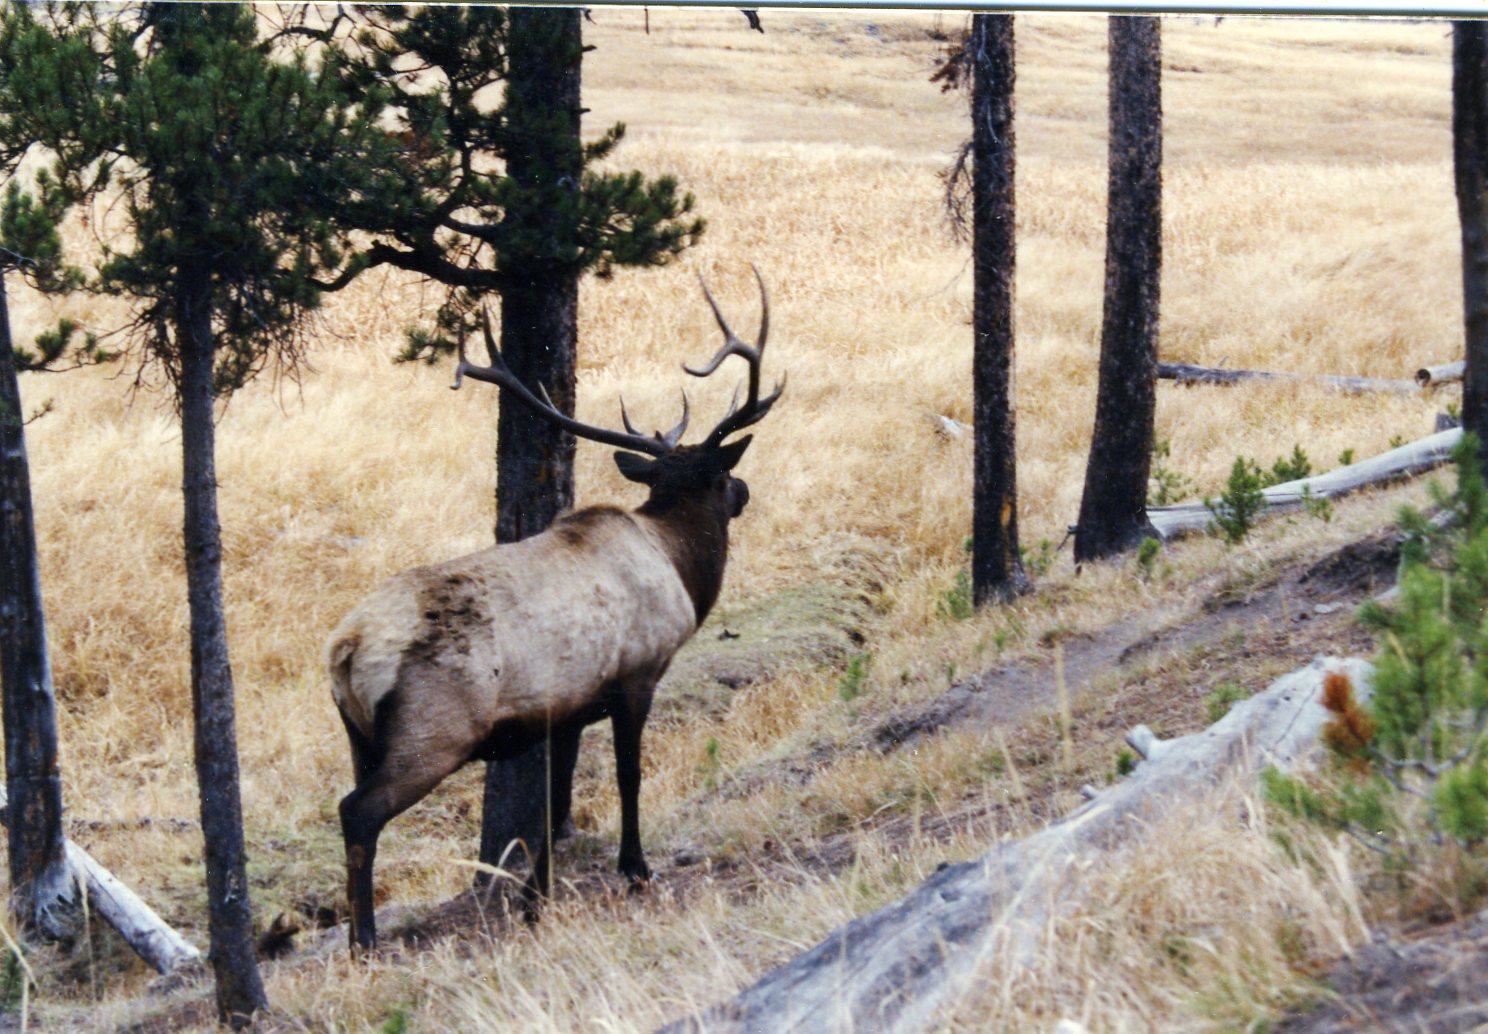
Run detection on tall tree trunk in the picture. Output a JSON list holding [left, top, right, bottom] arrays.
[[0, 273, 75, 940], [479, 5, 585, 877], [1075, 17, 1163, 564], [970, 13, 1030, 606], [176, 276, 266, 1026], [1455, 22, 1488, 475]]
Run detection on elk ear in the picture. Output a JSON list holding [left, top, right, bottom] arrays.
[[614, 451, 660, 484], [716, 435, 753, 471]]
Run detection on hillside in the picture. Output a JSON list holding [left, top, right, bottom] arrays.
[[1, 9, 1476, 1031]]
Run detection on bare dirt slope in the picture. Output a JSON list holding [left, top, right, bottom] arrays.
[[1274, 910, 1488, 1034]]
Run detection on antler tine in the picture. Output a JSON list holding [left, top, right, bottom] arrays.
[[750, 262, 769, 357], [452, 309, 507, 390], [452, 324, 469, 390], [720, 381, 742, 423], [685, 275, 759, 377], [452, 306, 675, 457], [619, 395, 645, 437], [702, 372, 785, 448], [659, 391, 691, 449], [620, 391, 689, 447]]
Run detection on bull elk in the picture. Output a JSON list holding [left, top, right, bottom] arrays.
[[327, 270, 783, 949]]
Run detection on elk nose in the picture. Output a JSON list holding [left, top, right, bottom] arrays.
[[729, 478, 750, 518]]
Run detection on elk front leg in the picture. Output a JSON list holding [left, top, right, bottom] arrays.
[[610, 691, 654, 888]]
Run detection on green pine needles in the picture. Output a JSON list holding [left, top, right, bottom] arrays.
[[1266, 434, 1488, 879], [1203, 445, 1319, 544], [2, 3, 395, 391], [1204, 457, 1267, 545], [329, 5, 706, 361]]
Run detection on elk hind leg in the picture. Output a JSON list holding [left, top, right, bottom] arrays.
[[340, 743, 464, 950]]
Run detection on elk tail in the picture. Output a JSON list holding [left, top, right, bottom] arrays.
[[327, 633, 369, 733]]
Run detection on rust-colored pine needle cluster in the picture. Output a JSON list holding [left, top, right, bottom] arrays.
[[1321, 670, 1376, 766]]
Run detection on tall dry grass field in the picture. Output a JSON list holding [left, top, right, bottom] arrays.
[[1, 9, 1464, 1031]]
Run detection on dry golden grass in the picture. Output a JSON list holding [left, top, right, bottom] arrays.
[[0, 9, 1471, 1031], [936, 782, 1374, 1032]]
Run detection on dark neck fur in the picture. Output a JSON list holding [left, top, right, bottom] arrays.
[[639, 495, 731, 624]]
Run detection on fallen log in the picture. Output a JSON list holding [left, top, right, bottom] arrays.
[[1147, 426, 1461, 540], [1416, 360, 1464, 388], [1158, 362, 1419, 395], [661, 656, 1373, 1034], [0, 783, 202, 975]]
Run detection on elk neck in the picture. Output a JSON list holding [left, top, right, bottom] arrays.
[[637, 493, 732, 625]]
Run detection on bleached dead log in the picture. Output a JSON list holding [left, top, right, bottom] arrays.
[[1416, 360, 1464, 387], [1146, 426, 1461, 540], [0, 783, 202, 974], [1158, 362, 1419, 395], [1124, 723, 1170, 761], [63, 843, 202, 975], [660, 656, 1373, 1034]]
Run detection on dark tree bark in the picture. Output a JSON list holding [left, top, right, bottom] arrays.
[[479, 6, 585, 878], [1455, 22, 1488, 476], [1075, 17, 1163, 563], [0, 273, 74, 940], [970, 14, 1030, 606], [177, 275, 266, 1026]]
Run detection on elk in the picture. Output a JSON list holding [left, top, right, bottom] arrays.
[[327, 271, 783, 949]]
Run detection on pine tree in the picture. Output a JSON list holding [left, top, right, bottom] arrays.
[[0, 192, 72, 942], [1267, 436, 1488, 876], [316, 6, 705, 874], [936, 16, 1030, 605], [0, 2, 112, 944], [1074, 16, 1163, 563], [2, 3, 393, 1021], [968, 14, 1030, 605]]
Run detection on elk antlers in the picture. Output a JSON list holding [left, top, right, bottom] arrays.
[[452, 268, 784, 455], [687, 264, 786, 449]]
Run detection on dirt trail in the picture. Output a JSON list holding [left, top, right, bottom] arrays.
[[875, 531, 1400, 753]]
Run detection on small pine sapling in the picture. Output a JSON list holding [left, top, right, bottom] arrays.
[[1267, 435, 1488, 877], [1019, 538, 1056, 579], [838, 653, 872, 701], [1302, 484, 1334, 523], [1205, 457, 1267, 544], [1147, 437, 1194, 506], [1136, 536, 1161, 578], [1266, 444, 1313, 486]]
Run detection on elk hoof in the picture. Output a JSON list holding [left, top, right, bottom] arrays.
[[620, 855, 651, 880]]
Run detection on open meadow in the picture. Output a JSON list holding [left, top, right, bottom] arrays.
[[3, 8, 1474, 1031]]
